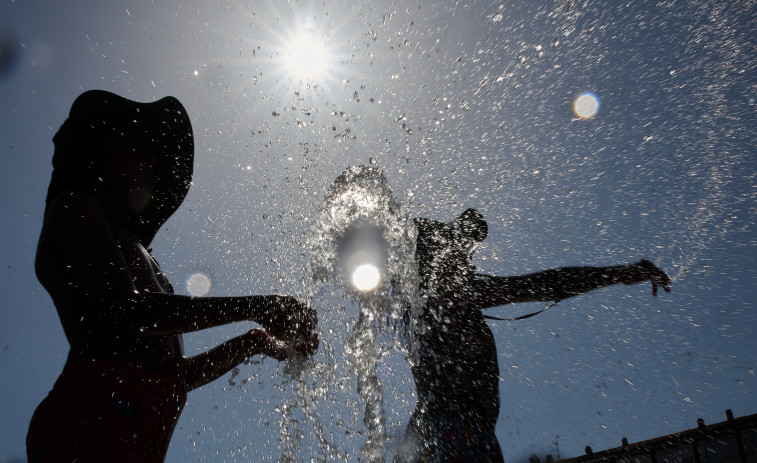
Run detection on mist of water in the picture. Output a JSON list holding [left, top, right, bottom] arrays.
[[277, 165, 422, 462]]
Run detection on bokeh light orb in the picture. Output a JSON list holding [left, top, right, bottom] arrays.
[[186, 272, 212, 297], [351, 264, 381, 292], [574, 92, 600, 118]]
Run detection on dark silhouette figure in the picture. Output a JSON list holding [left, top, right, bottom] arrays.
[[395, 209, 670, 463], [27, 90, 318, 463]]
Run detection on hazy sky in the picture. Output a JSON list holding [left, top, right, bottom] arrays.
[[1, 1, 755, 462]]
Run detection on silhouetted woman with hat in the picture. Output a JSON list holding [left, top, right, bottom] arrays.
[[27, 90, 318, 462]]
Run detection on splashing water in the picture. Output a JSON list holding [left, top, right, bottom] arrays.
[[278, 165, 421, 462]]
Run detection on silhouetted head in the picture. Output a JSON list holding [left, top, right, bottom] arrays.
[[46, 90, 194, 246], [414, 209, 488, 297]]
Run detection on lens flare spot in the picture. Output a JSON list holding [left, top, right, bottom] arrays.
[[352, 264, 381, 292], [574, 92, 600, 118], [186, 272, 211, 297]]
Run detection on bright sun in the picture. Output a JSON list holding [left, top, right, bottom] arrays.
[[285, 33, 328, 80], [352, 264, 381, 292]]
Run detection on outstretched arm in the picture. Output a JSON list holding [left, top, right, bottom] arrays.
[[183, 328, 318, 391], [469, 259, 670, 309], [109, 292, 315, 340], [36, 190, 316, 342]]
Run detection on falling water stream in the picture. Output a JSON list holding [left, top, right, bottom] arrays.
[[279, 165, 421, 462], [1, 1, 754, 462]]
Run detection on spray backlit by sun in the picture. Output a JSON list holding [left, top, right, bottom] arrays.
[[278, 165, 422, 461]]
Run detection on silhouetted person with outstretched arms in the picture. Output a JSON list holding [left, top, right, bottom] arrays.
[[395, 209, 670, 463], [27, 90, 318, 463]]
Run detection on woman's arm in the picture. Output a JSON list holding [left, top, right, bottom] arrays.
[[183, 329, 319, 391], [108, 292, 314, 339], [468, 260, 671, 310], [36, 190, 315, 341], [183, 329, 285, 391]]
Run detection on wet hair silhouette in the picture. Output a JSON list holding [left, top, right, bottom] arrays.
[[413, 208, 487, 295]]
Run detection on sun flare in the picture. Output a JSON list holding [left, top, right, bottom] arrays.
[[352, 264, 381, 292], [285, 33, 328, 80]]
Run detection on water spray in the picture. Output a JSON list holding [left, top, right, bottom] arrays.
[[279, 165, 421, 462]]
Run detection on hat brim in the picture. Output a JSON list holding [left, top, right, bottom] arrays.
[[49, 90, 194, 246]]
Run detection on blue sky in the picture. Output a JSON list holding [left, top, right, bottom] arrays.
[[1, 1, 755, 461]]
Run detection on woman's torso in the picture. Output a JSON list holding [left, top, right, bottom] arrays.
[[412, 297, 501, 432], [37, 213, 185, 380]]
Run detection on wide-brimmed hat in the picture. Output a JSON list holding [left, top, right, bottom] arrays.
[[46, 90, 194, 246]]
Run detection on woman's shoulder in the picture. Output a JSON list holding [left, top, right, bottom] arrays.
[[36, 188, 115, 276], [42, 189, 112, 238], [45, 188, 103, 217]]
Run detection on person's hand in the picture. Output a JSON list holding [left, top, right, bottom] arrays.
[[293, 333, 319, 357], [622, 259, 671, 296], [256, 295, 318, 342], [247, 328, 289, 361], [247, 329, 319, 361]]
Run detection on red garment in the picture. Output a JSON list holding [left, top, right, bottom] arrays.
[[27, 359, 187, 463]]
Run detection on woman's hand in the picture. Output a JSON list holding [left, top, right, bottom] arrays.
[[247, 329, 319, 361], [247, 329, 289, 361], [253, 295, 318, 343], [293, 333, 319, 356], [621, 259, 672, 296]]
